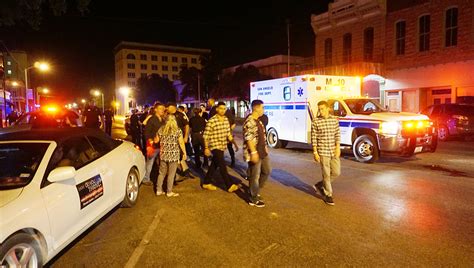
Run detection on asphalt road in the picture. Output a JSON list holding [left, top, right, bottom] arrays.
[[48, 119, 474, 267]]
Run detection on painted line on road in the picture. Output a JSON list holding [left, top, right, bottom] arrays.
[[124, 209, 165, 268]]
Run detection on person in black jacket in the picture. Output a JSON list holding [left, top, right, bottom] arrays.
[[142, 102, 166, 186], [189, 107, 208, 169], [225, 107, 237, 167]]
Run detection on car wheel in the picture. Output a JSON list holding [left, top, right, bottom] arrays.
[[353, 134, 379, 163], [266, 128, 287, 149], [0, 233, 43, 268], [121, 168, 139, 208], [438, 125, 449, 141]]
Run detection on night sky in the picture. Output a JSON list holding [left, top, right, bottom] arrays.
[[0, 0, 331, 103]]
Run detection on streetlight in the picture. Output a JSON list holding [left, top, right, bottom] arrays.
[[93, 89, 104, 113], [25, 61, 50, 112], [119, 86, 131, 115], [81, 99, 86, 104], [42, 88, 49, 94]]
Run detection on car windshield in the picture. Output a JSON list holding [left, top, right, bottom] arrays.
[[0, 143, 49, 190], [345, 99, 387, 115]]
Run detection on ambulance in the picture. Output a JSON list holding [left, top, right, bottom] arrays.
[[250, 75, 437, 163]]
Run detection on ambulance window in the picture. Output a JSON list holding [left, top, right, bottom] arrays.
[[331, 101, 347, 117], [283, 86, 291, 101]]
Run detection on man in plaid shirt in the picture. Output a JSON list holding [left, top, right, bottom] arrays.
[[203, 102, 239, 192], [311, 100, 341, 206]]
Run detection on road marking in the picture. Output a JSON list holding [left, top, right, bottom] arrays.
[[124, 209, 165, 268]]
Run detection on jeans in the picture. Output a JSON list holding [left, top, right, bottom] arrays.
[[144, 148, 160, 182], [248, 156, 272, 202], [157, 161, 179, 193], [204, 149, 233, 188], [319, 156, 341, 197]]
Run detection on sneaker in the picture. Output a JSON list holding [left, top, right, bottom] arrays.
[[248, 200, 265, 208], [142, 181, 153, 186], [156, 191, 164, 196], [257, 194, 264, 202], [166, 192, 180, 197], [313, 182, 325, 197], [202, 184, 217, 191], [324, 196, 335, 206], [227, 184, 239, 193]]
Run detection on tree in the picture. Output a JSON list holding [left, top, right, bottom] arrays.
[[178, 66, 202, 101], [135, 74, 177, 106], [0, 0, 91, 29], [211, 65, 272, 106]]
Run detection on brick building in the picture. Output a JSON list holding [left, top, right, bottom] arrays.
[[310, 0, 474, 112]]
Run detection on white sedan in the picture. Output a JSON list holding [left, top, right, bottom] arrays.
[[0, 128, 145, 267]]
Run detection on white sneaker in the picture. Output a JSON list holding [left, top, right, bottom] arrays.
[[156, 191, 164, 196], [166, 192, 180, 197]]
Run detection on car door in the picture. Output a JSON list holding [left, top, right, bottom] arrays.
[[40, 136, 109, 250]]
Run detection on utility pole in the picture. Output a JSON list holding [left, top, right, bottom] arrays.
[[286, 18, 291, 77]]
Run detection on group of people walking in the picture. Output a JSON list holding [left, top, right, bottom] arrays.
[[132, 98, 341, 207]]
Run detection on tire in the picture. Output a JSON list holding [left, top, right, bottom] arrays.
[[0, 233, 43, 268], [266, 128, 287, 149], [121, 168, 139, 208], [353, 134, 379, 163], [438, 125, 449, 142]]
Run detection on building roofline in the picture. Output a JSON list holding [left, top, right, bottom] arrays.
[[114, 41, 211, 55]]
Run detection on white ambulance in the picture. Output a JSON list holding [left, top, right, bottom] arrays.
[[250, 75, 437, 163]]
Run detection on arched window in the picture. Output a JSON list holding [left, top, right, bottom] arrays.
[[395, 21, 406, 55], [126, 53, 136, 60], [419, 15, 431, 51], [445, 7, 458, 47], [364, 27, 374, 60]]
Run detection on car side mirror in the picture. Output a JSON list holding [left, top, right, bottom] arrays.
[[48, 166, 76, 183]]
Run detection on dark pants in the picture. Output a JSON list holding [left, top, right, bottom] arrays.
[[105, 121, 112, 136], [227, 142, 235, 164], [185, 142, 194, 156], [191, 132, 208, 168], [248, 156, 271, 202], [131, 131, 141, 146], [204, 149, 232, 188]]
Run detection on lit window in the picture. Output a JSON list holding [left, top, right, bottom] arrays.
[[445, 7, 458, 47], [7, 70, 12, 75], [6, 61, 11, 65]]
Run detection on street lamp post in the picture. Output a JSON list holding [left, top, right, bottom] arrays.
[[24, 61, 49, 112], [93, 90, 104, 113]]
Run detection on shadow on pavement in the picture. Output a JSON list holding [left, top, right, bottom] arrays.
[[271, 169, 323, 200]]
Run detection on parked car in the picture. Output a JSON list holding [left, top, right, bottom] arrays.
[[421, 104, 474, 141], [0, 128, 145, 267]]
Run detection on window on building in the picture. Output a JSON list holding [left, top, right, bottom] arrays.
[[191, 58, 197, 64], [126, 54, 136, 60], [182, 57, 188, 63], [151, 64, 158, 70], [6, 69, 12, 75], [364, 27, 374, 61], [419, 15, 431, 52], [6, 61, 11, 66], [127, 72, 136, 78], [140, 64, 147, 70], [163, 74, 169, 79], [172, 74, 179, 80], [172, 57, 178, 63], [172, 66, 178, 72], [396, 21, 406, 55], [128, 81, 136, 87], [324, 38, 332, 66], [140, 54, 147, 60], [162, 56, 168, 62], [445, 7, 458, 47], [127, 63, 135, 69], [151, 55, 158, 61], [343, 33, 352, 63], [141, 73, 147, 78], [162, 65, 169, 71]]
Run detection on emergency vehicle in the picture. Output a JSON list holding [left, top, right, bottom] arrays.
[[250, 75, 437, 163]]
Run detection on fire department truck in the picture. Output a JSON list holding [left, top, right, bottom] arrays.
[[250, 75, 437, 163]]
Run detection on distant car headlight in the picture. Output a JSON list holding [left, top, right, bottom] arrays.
[[380, 121, 400, 135]]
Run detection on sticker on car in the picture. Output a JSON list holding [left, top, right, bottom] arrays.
[[76, 174, 104, 209]]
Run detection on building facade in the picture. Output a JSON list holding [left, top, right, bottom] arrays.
[[114, 41, 210, 114], [310, 0, 474, 112], [0, 51, 28, 114]]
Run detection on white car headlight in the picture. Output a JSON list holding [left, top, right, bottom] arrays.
[[380, 121, 400, 135]]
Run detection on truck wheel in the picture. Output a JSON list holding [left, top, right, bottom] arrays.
[[267, 128, 286, 148], [0, 233, 43, 268], [438, 125, 449, 141], [121, 168, 139, 208], [353, 134, 379, 163]]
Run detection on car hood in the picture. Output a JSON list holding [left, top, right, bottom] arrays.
[[369, 112, 429, 121], [0, 188, 23, 207]]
